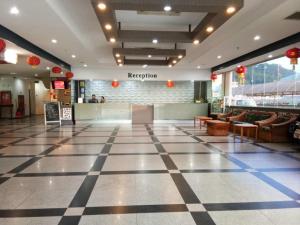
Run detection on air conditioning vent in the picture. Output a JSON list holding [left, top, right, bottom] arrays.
[[137, 11, 180, 16], [285, 12, 300, 20]]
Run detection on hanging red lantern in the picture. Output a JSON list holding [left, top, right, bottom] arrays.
[[285, 48, 300, 70], [235, 65, 247, 85], [65, 71, 74, 79], [166, 80, 175, 88], [211, 73, 218, 81], [0, 39, 6, 53], [26, 56, 40, 68], [52, 66, 62, 74], [112, 80, 120, 88]]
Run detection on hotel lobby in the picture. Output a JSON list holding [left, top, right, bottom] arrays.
[[0, 0, 300, 225]]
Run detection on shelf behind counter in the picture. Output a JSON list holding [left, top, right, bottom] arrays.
[[74, 103, 208, 121]]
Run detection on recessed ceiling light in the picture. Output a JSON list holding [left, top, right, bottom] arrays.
[[173, 60, 177, 64], [46, 67, 50, 70], [51, 39, 57, 44], [178, 55, 183, 59], [254, 35, 261, 41], [268, 54, 273, 58], [197, 65, 201, 69], [118, 64, 123, 67], [98, 2, 106, 10], [142, 64, 148, 68], [83, 64, 87, 67], [115, 53, 120, 57], [164, 5, 172, 12], [110, 38, 116, 43], [206, 26, 214, 33], [71, 54, 76, 58], [117, 59, 122, 63], [148, 55, 152, 58], [217, 55, 222, 59], [226, 6, 236, 14], [193, 39, 200, 45], [105, 24, 112, 30], [152, 39, 158, 44], [34, 74, 38, 77], [10, 6, 19, 15], [168, 64, 172, 68]]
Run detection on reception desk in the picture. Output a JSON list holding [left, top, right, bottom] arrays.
[[74, 103, 208, 121]]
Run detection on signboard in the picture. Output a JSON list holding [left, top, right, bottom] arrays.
[[128, 73, 158, 80], [44, 102, 61, 125]]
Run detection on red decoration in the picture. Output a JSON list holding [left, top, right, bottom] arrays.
[[52, 66, 62, 74], [166, 80, 175, 88], [0, 39, 6, 53], [211, 73, 218, 81], [285, 48, 300, 70], [112, 80, 120, 88], [65, 71, 74, 79], [235, 65, 247, 85], [26, 56, 40, 68]]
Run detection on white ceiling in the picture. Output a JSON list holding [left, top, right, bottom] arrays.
[[0, 0, 299, 76]]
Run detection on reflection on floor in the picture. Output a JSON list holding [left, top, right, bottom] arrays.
[[0, 117, 300, 225]]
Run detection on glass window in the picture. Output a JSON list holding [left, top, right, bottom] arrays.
[[229, 55, 300, 108], [212, 74, 224, 113]]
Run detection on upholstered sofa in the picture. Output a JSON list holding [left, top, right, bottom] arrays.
[[259, 115, 298, 142], [217, 110, 245, 122]]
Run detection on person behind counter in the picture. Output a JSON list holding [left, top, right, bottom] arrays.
[[88, 94, 99, 103], [100, 96, 106, 103]]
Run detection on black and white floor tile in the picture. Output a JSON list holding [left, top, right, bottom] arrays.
[[0, 117, 299, 225]]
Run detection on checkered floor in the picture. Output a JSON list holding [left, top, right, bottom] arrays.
[[0, 117, 300, 225]]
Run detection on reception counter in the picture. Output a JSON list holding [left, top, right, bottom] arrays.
[[74, 103, 208, 121]]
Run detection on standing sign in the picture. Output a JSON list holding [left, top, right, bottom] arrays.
[[44, 102, 61, 126]]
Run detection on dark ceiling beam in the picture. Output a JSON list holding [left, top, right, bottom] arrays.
[[113, 48, 186, 57], [118, 30, 192, 43], [110, 0, 243, 13], [124, 59, 167, 66]]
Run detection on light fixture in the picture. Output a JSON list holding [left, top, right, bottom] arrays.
[[118, 64, 123, 67], [268, 54, 273, 58], [71, 54, 76, 58], [115, 53, 120, 57], [46, 67, 50, 70], [10, 6, 19, 15], [152, 39, 158, 44], [4, 49, 18, 64], [173, 60, 177, 64], [206, 26, 214, 33], [34, 74, 38, 77], [83, 64, 87, 67], [148, 55, 152, 58], [105, 24, 112, 30], [197, 65, 201, 69], [51, 39, 57, 44], [254, 35, 261, 41], [168, 64, 172, 68], [226, 6, 236, 14], [117, 59, 122, 63], [142, 64, 148, 68], [98, 2, 106, 10], [217, 55, 222, 59], [193, 39, 199, 45], [164, 5, 172, 12], [110, 38, 116, 43], [178, 55, 183, 59]]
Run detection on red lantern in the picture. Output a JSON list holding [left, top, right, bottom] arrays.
[[0, 39, 6, 53], [286, 48, 300, 70], [65, 71, 74, 79], [211, 73, 218, 81], [235, 65, 247, 85], [52, 66, 62, 74], [166, 80, 175, 88], [26, 56, 40, 68], [112, 80, 120, 88]]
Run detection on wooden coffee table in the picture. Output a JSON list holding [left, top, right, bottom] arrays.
[[233, 123, 258, 142], [194, 116, 213, 129]]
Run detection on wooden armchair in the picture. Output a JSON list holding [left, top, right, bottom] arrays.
[[259, 115, 298, 142], [217, 110, 245, 122]]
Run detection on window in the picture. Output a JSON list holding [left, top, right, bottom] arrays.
[[229, 56, 300, 108]]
